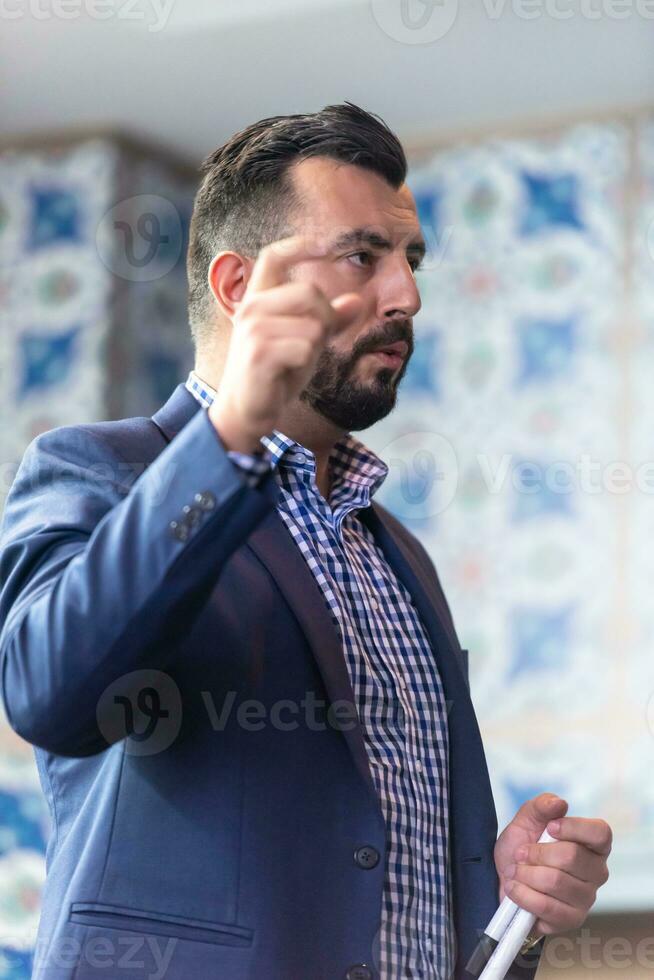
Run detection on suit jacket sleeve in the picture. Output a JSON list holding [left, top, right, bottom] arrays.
[[0, 408, 274, 757]]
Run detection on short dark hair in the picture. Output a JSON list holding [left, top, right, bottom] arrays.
[[186, 102, 407, 349]]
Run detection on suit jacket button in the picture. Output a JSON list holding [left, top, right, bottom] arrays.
[[194, 490, 216, 511], [169, 520, 189, 542], [345, 966, 373, 980], [353, 846, 380, 870], [182, 504, 201, 527]]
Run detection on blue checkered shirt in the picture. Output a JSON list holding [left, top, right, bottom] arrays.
[[186, 370, 455, 979]]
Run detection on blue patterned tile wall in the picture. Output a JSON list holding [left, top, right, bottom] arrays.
[[366, 116, 654, 913], [0, 136, 195, 976]]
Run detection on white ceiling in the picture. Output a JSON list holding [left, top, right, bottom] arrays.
[[1, 0, 653, 165]]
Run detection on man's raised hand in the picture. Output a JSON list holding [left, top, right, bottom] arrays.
[[208, 236, 363, 453]]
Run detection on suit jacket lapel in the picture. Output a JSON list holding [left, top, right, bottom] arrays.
[[360, 504, 497, 847], [246, 514, 382, 813], [358, 504, 470, 702]]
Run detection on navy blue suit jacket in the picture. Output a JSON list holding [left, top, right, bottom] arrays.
[[0, 383, 542, 979]]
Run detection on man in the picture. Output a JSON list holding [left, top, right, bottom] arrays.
[[0, 103, 611, 980]]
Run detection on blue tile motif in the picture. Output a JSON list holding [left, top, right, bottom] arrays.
[[19, 327, 81, 397], [0, 948, 33, 980], [28, 187, 81, 250], [519, 172, 583, 235], [403, 333, 440, 396], [509, 606, 573, 678], [511, 458, 574, 522], [516, 316, 576, 384], [412, 188, 441, 259], [0, 790, 48, 856]]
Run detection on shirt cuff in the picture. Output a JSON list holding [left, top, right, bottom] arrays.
[[227, 448, 273, 489]]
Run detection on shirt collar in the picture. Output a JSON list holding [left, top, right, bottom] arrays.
[[185, 369, 388, 501]]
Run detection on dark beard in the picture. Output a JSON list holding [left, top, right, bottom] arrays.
[[299, 321, 414, 431]]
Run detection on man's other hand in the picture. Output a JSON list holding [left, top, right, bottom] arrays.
[[494, 792, 612, 937]]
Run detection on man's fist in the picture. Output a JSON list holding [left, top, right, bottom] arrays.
[[208, 235, 363, 452], [495, 792, 612, 937]]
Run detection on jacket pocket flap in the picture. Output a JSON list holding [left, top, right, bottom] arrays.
[[69, 902, 253, 947]]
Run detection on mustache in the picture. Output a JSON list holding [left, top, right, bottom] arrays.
[[351, 320, 414, 360]]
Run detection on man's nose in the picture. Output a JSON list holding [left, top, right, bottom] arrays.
[[377, 260, 422, 321]]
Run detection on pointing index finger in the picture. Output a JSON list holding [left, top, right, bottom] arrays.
[[247, 235, 327, 294]]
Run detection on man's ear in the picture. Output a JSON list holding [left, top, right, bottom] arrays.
[[207, 251, 255, 318]]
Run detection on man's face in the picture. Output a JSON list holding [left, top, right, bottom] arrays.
[[286, 157, 424, 432]]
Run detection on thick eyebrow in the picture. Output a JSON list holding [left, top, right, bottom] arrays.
[[330, 227, 426, 263]]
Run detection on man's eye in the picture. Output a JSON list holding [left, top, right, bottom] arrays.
[[409, 257, 424, 273], [348, 251, 374, 268]]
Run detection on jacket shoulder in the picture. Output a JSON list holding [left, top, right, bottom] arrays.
[[23, 413, 167, 488]]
